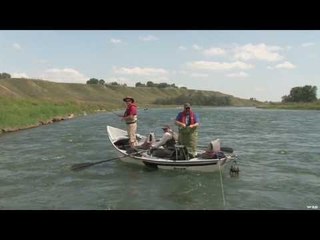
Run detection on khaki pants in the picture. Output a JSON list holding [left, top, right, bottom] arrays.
[[127, 122, 137, 147]]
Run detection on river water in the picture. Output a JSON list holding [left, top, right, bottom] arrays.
[[0, 107, 319, 210]]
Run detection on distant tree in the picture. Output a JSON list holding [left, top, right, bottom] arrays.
[[110, 82, 119, 86], [86, 78, 99, 84], [135, 82, 145, 87], [146, 81, 155, 87], [158, 82, 169, 88], [99, 79, 105, 85], [282, 85, 317, 102], [0, 72, 11, 79]]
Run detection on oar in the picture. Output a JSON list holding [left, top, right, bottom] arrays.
[[70, 150, 146, 171]]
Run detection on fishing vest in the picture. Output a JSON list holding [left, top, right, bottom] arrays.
[[124, 104, 137, 124], [177, 110, 196, 126], [163, 132, 177, 149]]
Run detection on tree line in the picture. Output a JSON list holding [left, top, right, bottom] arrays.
[[86, 78, 187, 89], [154, 92, 231, 106], [282, 85, 318, 103], [0, 72, 11, 79], [135, 81, 181, 89]]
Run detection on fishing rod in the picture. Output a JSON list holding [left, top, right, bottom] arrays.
[[112, 111, 123, 117]]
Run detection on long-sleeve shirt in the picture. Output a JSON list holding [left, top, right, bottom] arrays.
[[152, 132, 173, 149]]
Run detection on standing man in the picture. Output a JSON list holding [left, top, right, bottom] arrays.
[[175, 103, 200, 157], [122, 96, 138, 148]]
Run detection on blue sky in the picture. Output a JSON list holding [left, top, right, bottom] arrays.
[[1, 30, 319, 102]]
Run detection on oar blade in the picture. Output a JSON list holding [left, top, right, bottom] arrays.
[[70, 162, 95, 171]]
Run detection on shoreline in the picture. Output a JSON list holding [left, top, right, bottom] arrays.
[[0, 113, 75, 135]]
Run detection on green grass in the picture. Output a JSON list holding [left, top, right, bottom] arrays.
[[257, 101, 320, 110], [0, 98, 80, 128], [0, 78, 263, 131]]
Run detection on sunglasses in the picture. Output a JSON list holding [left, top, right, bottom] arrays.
[[185, 107, 190, 110]]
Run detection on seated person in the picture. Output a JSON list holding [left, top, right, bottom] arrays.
[[150, 125, 178, 158]]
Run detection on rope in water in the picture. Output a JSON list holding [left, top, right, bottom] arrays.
[[218, 161, 226, 207]]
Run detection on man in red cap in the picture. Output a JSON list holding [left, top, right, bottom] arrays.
[[121, 96, 138, 148]]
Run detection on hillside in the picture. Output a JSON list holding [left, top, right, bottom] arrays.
[[0, 78, 262, 131], [0, 78, 260, 106]]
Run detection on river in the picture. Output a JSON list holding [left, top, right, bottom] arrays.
[[0, 107, 319, 209]]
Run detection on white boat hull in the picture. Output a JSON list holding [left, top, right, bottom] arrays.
[[107, 125, 236, 173]]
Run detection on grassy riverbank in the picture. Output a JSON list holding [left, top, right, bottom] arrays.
[[0, 98, 85, 129], [0, 78, 262, 133], [257, 101, 320, 110]]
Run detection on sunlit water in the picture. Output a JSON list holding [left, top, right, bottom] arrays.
[[0, 107, 319, 210]]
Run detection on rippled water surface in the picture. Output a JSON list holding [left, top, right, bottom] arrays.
[[1, 107, 319, 209]]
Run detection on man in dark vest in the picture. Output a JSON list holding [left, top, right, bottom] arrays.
[[150, 125, 177, 158]]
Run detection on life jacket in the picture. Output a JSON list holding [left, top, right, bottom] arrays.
[[124, 103, 137, 124], [177, 110, 196, 125]]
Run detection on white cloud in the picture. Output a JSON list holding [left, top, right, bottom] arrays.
[[190, 73, 209, 78], [12, 43, 22, 50], [192, 44, 202, 50], [226, 72, 248, 78], [139, 35, 158, 41], [178, 45, 187, 51], [171, 70, 188, 75], [39, 68, 88, 83], [12, 72, 29, 78], [301, 42, 315, 47], [233, 43, 284, 62], [110, 38, 122, 44], [274, 61, 296, 69], [113, 66, 168, 76], [187, 61, 254, 71], [203, 47, 226, 56]]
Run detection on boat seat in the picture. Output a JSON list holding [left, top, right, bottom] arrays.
[[114, 138, 130, 150]]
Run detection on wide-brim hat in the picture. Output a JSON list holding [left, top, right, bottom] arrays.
[[123, 96, 135, 103]]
